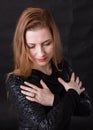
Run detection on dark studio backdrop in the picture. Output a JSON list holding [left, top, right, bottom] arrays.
[[0, 0, 93, 129]]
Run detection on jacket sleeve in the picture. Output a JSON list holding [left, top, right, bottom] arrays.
[[6, 74, 79, 130], [64, 60, 92, 116], [74, 90, 92, 116], [53, 94, 61, 106]]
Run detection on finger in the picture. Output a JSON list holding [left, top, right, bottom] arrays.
[[71, 72, 75, 81], [80, 87, 85, 93], [40, 80, 48, 89], [20, 85, 36, 93], [76, 76, 80, 84], [21, 90, 35, 97], [26, 96, 38, 102], [58, 77, 67, 87], [79, 81, 82, 88], [24, 81, 39, 91]]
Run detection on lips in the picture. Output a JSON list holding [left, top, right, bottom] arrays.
[[36, 58, 47, 62]]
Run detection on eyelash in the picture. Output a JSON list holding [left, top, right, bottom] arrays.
[[44, 42, 51, 46], [29, 42, 51, 49], [29, 46, 35, 49]]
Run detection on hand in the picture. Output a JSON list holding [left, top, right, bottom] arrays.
[[58, 72, 85, 95], [20, 80, 54, 106]]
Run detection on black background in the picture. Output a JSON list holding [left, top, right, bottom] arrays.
[[0, 0, 93, 129]]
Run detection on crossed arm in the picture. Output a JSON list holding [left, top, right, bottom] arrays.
[[7, 73, 82, 129], [7, 72, 92, 129], [20, 72, 85, 106]]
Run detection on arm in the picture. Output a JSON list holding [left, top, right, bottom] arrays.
[[6, 74, 79, 130], [74, 90, 92, 116], [21, 80, 62, 107], [63, 60, 92, 116], [58, 71, 92, 116]]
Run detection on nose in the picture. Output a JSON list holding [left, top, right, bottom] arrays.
[[37, 46, 45, 57]]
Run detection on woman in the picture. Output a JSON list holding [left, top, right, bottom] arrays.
[[6, 7, 92, 130]]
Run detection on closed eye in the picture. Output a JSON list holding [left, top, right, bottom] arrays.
[[27, 44, 35, 49], [29, 46, 35, 49], [43, 41, 52, 46]]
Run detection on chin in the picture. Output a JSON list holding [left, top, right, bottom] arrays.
[[36, 60, 50, 67]]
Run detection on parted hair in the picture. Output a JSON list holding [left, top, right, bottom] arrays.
[[9, 7, 63, 77]]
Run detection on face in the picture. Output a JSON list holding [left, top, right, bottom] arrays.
[[25, 27, 54, 69]]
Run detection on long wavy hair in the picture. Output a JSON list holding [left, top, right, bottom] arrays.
[[8, 7, 63, 77]]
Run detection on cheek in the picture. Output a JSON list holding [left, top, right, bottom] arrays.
[[28, 50, 36, 60], [47, 46, 54, 54]]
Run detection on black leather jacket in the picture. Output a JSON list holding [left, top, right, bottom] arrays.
[[6, 60, 92, 130]]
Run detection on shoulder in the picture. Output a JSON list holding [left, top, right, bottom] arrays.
[[6, 74, 25, 88], [6, 74, 26, 100], [57, 59, 73, 82], [58, 58, 73, 73]]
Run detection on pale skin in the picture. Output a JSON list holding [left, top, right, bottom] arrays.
[[20, 27, 85, 106], [26, 27, 54, 74]]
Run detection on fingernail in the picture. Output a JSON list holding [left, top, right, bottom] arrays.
[[40, 79, 43, 82], [58, 77, 60, 80], [21, 90, 23, 93], [24, 81, 27, 84], [20, 85, 23, 88]]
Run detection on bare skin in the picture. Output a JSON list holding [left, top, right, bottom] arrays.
[[20, 80, 54, 106], [20, 72, 85, 106], [58, 72, 85, 95]]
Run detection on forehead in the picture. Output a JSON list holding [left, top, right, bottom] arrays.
[[25, 27, 52, 44]]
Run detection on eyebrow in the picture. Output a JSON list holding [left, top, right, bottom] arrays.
[[28, 39, 52, 45]]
